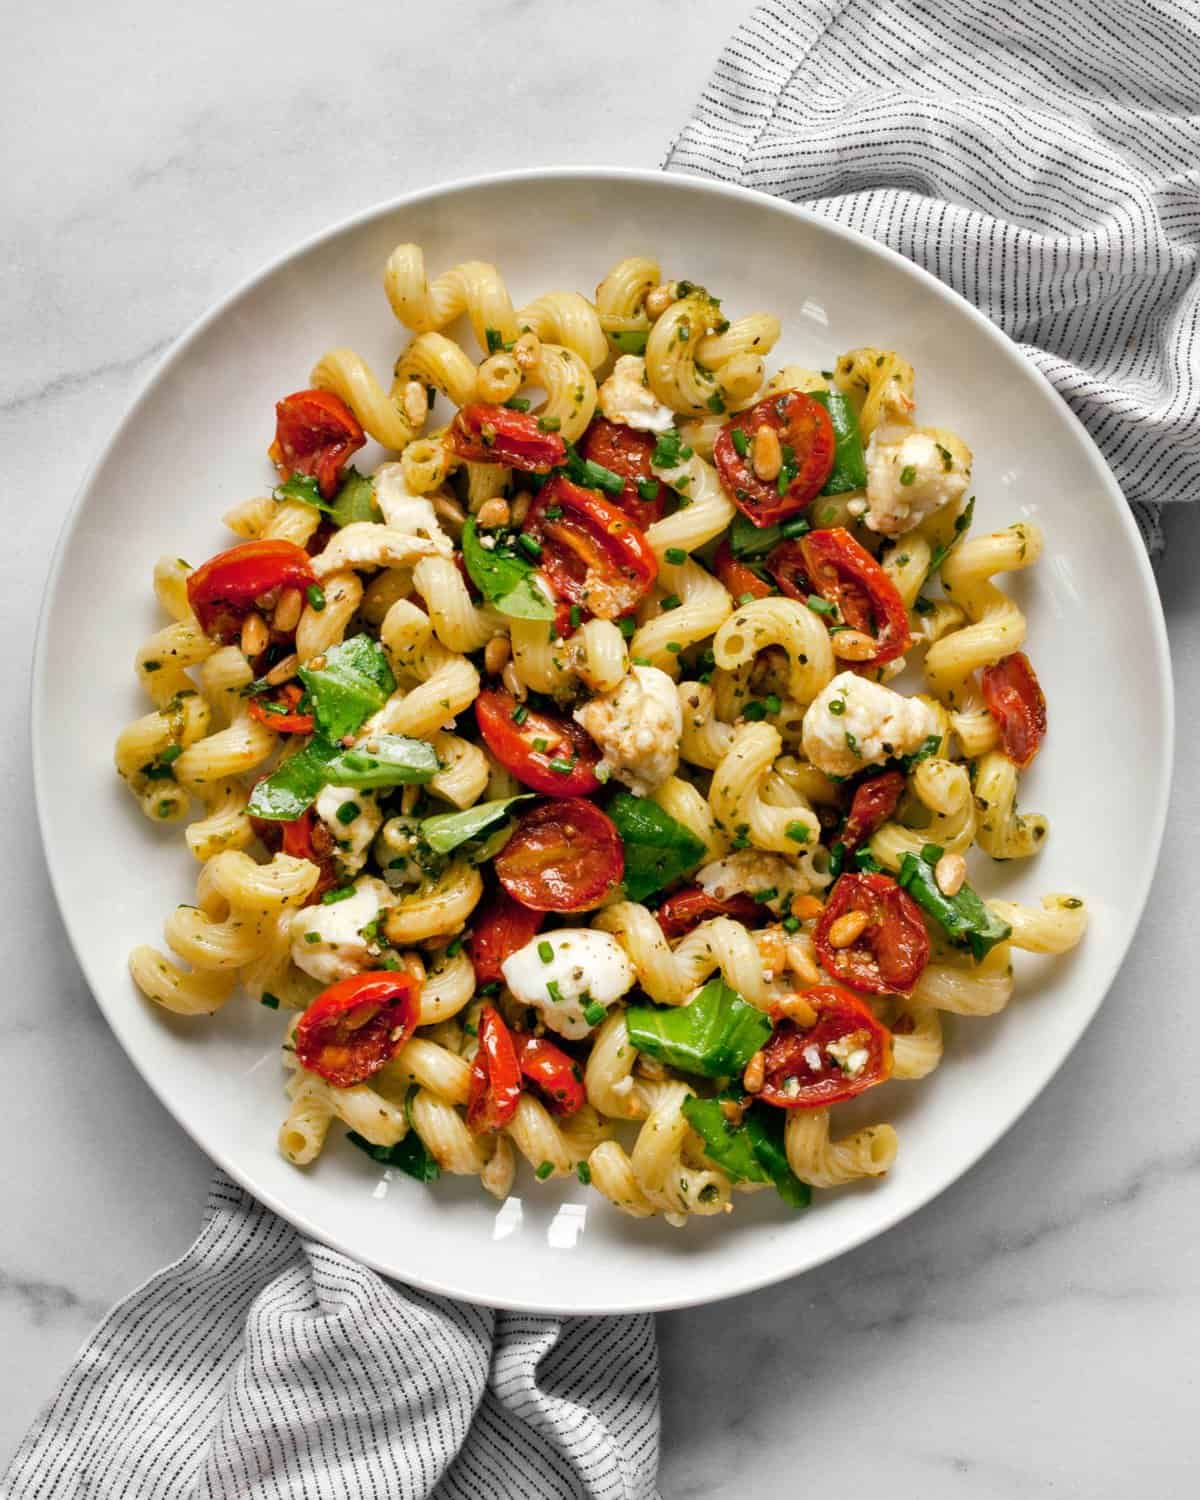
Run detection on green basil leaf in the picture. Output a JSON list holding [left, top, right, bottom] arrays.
[[607, 793, 706, 902], [461, 517, 555, 621], [346, 1127, 440, 1183], [897, 843, 1012, 961], [298, 634, 396, 742], [328, 468, 382, 527], [729, 510, 785, 559], [420, 795, 534, 855], [324, 735, 441, 788], [246, 735, 336, 820], [743, 1107, 811, 1208], [274, 473, 328, 510], [681, 1097, 770, 1183], [809, 388, 867, 495], [625, 977, 772, 1078]]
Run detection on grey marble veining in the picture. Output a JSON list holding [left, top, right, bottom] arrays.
[[4, 2, 1198, 1492]]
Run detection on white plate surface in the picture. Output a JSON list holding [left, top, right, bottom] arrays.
[[33, 168, 1172, 1314]]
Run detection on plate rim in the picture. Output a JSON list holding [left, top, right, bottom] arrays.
[[32, 166, 1175, 1313]]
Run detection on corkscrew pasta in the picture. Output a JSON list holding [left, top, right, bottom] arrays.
[[115, 243, 1086, 1227]]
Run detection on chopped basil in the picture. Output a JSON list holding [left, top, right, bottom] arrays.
[[298, 634, 395, 742], [651, 430, 693, 470], [626, 977, 771, 1078], [608, 328, 649, 355], [898, 843, 1012, 961], [682, 1096, 810, 1209], [607, 793, 706, 901], [808, 389, 867, 495], [729, 510, 784, 558], [419, 796, 532, 855]]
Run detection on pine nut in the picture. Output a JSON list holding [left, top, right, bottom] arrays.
[[263, 652, 299, 686], [475, 353, 521, 404], [484, 636, 511, 677], [432, 492, 467, 532], [476, 497, 510, 529], [512, 332, 541, 371], [399, 951, 426, 984], [785, 940, 822, 987], [752, 424, 782, 482], [743, 1050, 766, 1094], [240, 610, 269, 658], [827, 909, 870, 949], [755, 927, 786, 971], [935, 851, 967, 898], [719, 1098, 746, 1126], [832, 628, 879, 661], [644, 283, 675, 319], [791, 894, 825, 922], [501, 660, 527, 700], [272, 586, 303, 633], [254, 589, 279, 612], [509, 490, 533, 526], [774, 993, 818, 1027], [402, 380, 429, 427]]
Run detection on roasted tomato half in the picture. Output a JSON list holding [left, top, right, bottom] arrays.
[[758, 985, 892, 1108], [579, 416, 666, 531], [840, 770, 906, 852], [981, 652, 1047, 768], [295, 971, 420, 1088], [186, 540, 316, 645], [467, 1005, 523, 1133], [814, 871, 930, 996], [474, 687, 602, 797], [713, 540, 773, 602], [515, 1034, 586, 1117], [247, 682, 314, 735], [495, 798, 624, 912], [269, 389, 365, 499], [525, 475, 658, 621], [468, 888, 545, 985], [448, 404, 567, 473], [714, 391, 836, 527], [656, 885, 765, 940], [784, 527, 911, 666]]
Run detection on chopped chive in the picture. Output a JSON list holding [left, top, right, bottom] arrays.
[[336, 801, 361, 824], [569, 605, 582, 629], [731, 427, 750, 458], [583, 1000, 606, 1026], [618, 616, 636, 638], [806, 594, 835, 616], [304, 931, 321, 943], [665, 546, 687, 564], [639, 479, 660, 503], [661, 594, 681, 611], [785, 821, 811, 843], [518, 534, 542, 560], [780, 515, 810, 539], [535, 1161, 554, 1180], [532, 736, 549, 752], [546, 980, 563, 1004], [538, 415, 562, 432], [666, 641, 683, 653], [743, 699, 768, 721], [753, 887, 778, 904], [899, 464, 917, 486], [538, 940, 554, 963], [545, 505, 563, 519], [576, 1160, 592, 1185], [322, 885, 357, 904], [782, 915, 802, 933], [260, 992, 280, 1009], [505, 396, 531, 411], [306, 584, 326, 612], [549, 756, 576, 774], [828, 698, 846, 716], [512, 703, 529, 725], [446, 936, 463, 957], [706, 392, 726, 414]]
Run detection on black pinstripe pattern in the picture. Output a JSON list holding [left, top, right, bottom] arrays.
[[665, 0, 1200, 553], [0, 1175, 660, 1499]]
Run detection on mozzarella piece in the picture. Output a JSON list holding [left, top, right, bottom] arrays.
[[502, 929, 635, 1040], [289, 876, 392, 986], [696, 850, 817, 913], [373, 462, 453, 554], [597, 355, 676, 433], [802, 671, 939, 778], [373, 815, 434, 889], [861, 424, 971, 536], [313, 785, 383, 879], [573, 665, 682, 796]]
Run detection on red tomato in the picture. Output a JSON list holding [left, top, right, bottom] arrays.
[[516, 1035, 586, 1117], [714, 392, 836, 527], [797, 528, 911, 666], [840, 770, 905, 852], [656, 885, 766, 941], [759, 985, 892, 1108], [448, 404, 566, 473], [579, 417, 665, 531], [295, 972, 420, 1088], [247, 682, 315, 735], [713, 541, 773, 602], [269, 389, 365, 500], [467, 1005, 523, 1133], [475, 687, 601, 797], [495, 799, 624, 912], [762, 540, 810, 600], [187, 540, 316, 645], [468, 888, 544, 985], [249, 790, 338, 897], [814, 872, 929, 996], [526, 476, 658, 621], [981, 652, 1047, 769]]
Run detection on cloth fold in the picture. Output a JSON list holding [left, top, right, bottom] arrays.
[[665, 0, 1200, 554], [1, 1173, 660, 1499]]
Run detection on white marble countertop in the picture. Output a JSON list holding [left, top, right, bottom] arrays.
[[4, 2, 1198, 1492]]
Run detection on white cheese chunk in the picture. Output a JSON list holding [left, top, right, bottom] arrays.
[[313, 785, 383, 879], [695, 850, 819, 913], [373, 462, 454, 554], [502, 929, 635, 1040], [802, 671, 938, 779], [862, 424, 971, 536], [573, 665, 682, 796], [597, 355, 676, 433], [289, 876, 392, 986]]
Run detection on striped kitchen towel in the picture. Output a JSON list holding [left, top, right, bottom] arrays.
[[665, 0, 1200, 554], [0, 1172, 659, 1499]]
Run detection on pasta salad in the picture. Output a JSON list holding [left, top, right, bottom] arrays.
[[116, 248, 1087, 1224]]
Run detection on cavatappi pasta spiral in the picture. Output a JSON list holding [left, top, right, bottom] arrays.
[[115, 242, 1085, 1228]]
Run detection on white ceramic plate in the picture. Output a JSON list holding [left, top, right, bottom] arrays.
[[34, 168, 1172, 1314]]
